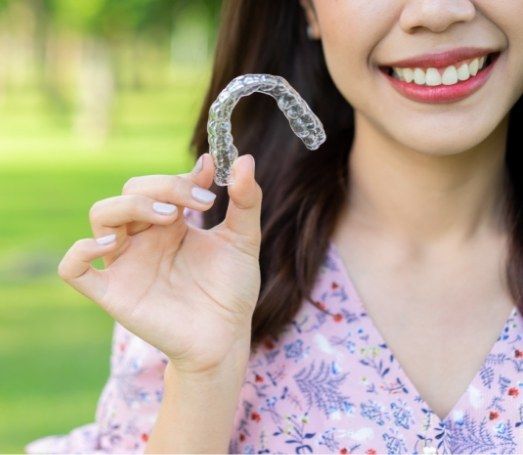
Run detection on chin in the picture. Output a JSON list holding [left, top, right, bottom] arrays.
[[388, 126, 496, 156], [383, 112, 506, 155]]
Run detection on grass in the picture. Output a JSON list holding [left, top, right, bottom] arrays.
[[0, 64, 210, 452]]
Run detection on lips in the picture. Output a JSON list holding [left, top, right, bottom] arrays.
[[379, 50, 501, 104]]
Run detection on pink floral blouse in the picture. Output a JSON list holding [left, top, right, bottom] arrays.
[[26, 208, 523, 454]]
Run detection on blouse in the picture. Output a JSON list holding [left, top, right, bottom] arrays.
[[26, 207, 523, 454]]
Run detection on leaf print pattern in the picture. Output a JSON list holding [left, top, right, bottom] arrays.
[[382, 427, 408, 454], [317, 427, 340, 452], [390, 399, 414, 429], [360, 399, 389, 426], [273, 412, 316, 453], [284, 339, 307, 361], [446, 414, 517, 454], [294, 360, 354, 418], [480, 365, 496, 389], [25, 210, 523, 454]]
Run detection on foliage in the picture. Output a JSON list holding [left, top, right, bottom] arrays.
[[0, 65, 208, 452]]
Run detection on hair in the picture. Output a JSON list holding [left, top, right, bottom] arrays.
[[189, 0, 523, 348]]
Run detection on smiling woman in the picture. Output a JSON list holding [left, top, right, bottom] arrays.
[[26, 0, 523, 453]]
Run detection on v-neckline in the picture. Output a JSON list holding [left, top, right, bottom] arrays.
[[328, 240, 518, 424]]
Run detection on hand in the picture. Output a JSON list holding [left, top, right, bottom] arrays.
[[57, 153, 261, 374]]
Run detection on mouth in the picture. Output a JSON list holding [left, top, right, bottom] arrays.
[[379, 51, 500, 83], [377, 51, 501, 104]]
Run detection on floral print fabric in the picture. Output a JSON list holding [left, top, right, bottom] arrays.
[[26, 208, 523, 454]]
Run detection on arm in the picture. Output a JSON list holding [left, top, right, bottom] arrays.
[[145, 335, 251, 453]]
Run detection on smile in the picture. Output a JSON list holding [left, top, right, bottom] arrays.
[[378, 51, 501, 104]]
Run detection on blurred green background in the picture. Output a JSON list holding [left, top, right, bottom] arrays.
[[0, 0, 220, 451]]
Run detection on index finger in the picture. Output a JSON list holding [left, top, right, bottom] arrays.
[[122, 153, 217, 212]]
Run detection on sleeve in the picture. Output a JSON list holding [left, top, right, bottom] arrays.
[[25, 208, 205, 454]]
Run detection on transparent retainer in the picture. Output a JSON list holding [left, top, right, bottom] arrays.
[[207, 73, 327, 186]]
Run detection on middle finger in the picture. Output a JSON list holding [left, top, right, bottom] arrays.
[[89, 194, 179, 239]]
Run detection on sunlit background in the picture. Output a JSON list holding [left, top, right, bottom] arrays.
[[0, 0, 220, 451]]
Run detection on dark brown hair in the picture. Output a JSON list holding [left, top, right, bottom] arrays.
[[189, 0, 523, 347]]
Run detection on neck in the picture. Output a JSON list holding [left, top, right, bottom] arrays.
[[346, 112, 510, 255]]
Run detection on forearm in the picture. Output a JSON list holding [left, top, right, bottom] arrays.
[[144, 338, 251, 453]]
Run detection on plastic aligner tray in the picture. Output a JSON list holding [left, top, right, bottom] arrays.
[[207, 73, 327, 186]]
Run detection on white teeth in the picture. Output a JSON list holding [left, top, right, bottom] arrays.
[[441, 65, 458, 85], [425, 68, 441, 86], [402, 67, 414, 83], [457, 63, 470, 81], [393, 68, 403, 80], [414, 68, 426, 85], [390, 54, 490, 86], [469, 58, 479, 76]]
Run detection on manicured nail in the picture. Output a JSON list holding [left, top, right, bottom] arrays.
[[153, 202, 178, 215], [191, 185, 216, 203], [192, 155, 203, 174], [96, 234, 116, 245]]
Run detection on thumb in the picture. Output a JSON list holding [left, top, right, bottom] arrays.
[[224, 154, 262, 241]]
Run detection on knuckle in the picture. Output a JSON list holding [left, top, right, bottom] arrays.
[[170, 174, 185, 192], [123, 194, 143, 216], [57, 261, 69, 279], [172, 174, 184, 184], [156, 174, 185, 202], [89, 200, 105, 223], [57, 248, 75, 279], [72, 238, 89, 253], [122, 176, 140, 194], [235, 231, 261, 255], [90, 196, 132, 224]]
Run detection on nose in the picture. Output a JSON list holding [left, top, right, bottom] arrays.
[[400, 0, 476, 34]]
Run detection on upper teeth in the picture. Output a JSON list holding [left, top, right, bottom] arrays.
[[391, 55, 488, 86]]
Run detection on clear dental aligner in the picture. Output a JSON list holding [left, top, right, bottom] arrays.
[[207, 73, 327, 186]]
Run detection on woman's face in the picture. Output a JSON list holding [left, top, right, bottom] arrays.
[[302, 0, 523, 155]]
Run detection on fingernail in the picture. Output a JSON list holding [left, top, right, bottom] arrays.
[[192, 155, 203, 174], [96, 234, 116, 245], [248, 154, 255, 171], [153, 202, 178, 215], [191, 185, 216, 203]]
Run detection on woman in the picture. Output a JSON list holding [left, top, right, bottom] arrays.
[[26, 0, 523, 453]]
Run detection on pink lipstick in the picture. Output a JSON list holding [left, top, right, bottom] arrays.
[[378, 49, 501, 104]]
